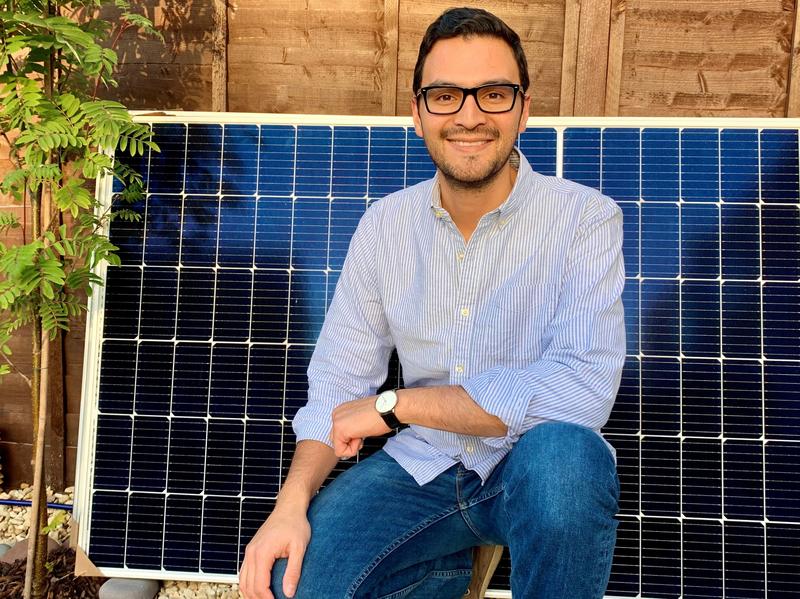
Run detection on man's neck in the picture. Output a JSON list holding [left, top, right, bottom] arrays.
[[439, 158, 519, 242]]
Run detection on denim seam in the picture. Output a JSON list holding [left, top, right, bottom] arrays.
[[376, 568, 473, 599], [458, 485, 504, 545], [346, 504, 463, 598], [590, 518, 616, 598]]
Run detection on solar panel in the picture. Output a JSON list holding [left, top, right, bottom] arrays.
[[75, 114, 800, 598]]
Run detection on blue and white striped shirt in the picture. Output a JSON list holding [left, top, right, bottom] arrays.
[[293, 150, 626, 485]]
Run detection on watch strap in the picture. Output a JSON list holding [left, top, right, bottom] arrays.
[[380, 409, 402, 430]]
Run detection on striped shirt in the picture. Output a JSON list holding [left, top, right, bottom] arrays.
[[292, 150, 626, 485]]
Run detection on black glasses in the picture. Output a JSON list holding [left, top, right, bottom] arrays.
[[416, 84, 522, 115]]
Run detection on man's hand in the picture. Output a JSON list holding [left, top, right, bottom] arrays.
[[240, 508, 311, 599], [330, 396, 391, 458]]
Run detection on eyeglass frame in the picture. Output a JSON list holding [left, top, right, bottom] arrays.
[[415, 83, 524, 115]]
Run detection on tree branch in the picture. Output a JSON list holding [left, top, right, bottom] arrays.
[[1, 351, 33, 388]]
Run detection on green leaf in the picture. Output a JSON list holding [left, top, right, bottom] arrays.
[[40, 279, 54, 300], [0, 211, 20, 233], [53, 178, 93, 217]]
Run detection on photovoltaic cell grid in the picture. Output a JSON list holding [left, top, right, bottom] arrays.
[[77, 118, 800, 598]]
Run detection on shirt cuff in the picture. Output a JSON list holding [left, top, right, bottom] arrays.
[[461, 367, 531, 449], [291, 405, 334, 448]]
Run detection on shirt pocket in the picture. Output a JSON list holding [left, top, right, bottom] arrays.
[[482, 283, 557, 364]]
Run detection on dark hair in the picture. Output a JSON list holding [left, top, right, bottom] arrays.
[[412, 7, 530, 93]]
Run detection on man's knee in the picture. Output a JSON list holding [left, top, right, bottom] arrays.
[[269, 557, 349, 599], [503, 422, 618, 531], [509, 422, 614, 475]]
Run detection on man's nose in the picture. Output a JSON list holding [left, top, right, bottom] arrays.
[[453, 93, 487, 129]]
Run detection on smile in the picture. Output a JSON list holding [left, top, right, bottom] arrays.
[[448, 139, 492, 149]]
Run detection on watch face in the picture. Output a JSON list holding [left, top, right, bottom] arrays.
[[375, 390, 397, 413]]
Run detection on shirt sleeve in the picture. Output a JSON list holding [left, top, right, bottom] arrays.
[[461, 194, 626, 450], [291, 207, 394, 447]]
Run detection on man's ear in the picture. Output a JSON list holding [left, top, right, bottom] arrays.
[[518, 93, 531, 134], [411, 96, 424, 138]]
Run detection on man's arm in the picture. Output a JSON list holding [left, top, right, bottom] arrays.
[[240, 440, 338, 599], [330, 385, 505, 458]]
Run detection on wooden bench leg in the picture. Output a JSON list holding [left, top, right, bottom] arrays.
[[465, 545, 504, 598]]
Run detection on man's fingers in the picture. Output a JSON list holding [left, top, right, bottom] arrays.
[[257, 552, 277, 599], [332, 434, 348, 458], [283, 543, 306, 598], [332, 429, 361, 459], [243, 550, 275, 599], [346, 437, 361, 456]]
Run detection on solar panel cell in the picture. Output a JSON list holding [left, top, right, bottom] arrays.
[[683, 521, 723, 599], [126, 493, 166, 569], [681, 128, 720, 202], [682, 439, 723, 518], [720, 129, 758, 203], [164, 495, 203, 572], [167, 418, 206, 494], [724, 522, 765, 598], [642, 128, 679, 202], [517, 128, 557, 176], [601, 128, 640, 201], [724, 440, 765, 520]]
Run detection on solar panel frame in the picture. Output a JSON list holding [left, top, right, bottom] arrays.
[[74, 113, 800, 598]]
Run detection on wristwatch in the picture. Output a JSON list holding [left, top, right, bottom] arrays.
[[375, 389, 402, 429]]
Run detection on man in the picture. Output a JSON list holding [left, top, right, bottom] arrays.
[[240, 7, 625, 599]]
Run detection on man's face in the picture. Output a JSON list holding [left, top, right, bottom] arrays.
[[411, 35, 530, 189]]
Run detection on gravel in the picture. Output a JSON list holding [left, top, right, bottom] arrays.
[[0, 486, 244, 598]]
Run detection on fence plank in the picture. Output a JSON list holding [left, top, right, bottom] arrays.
[[574, 0, 612, 115], [605, 0, 627, 116], [383, 0, 400, 115], [559, 0, 581, 116], [212, 0, 228, 112], [787, 1, 800, 116]]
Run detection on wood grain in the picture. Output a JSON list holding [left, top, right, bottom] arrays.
[[787, 0, 800, 115], [228, 0, 386, 114], [560, 0, 581, 115], [605, 0, 628, 116], [618, 1, 792, 116], [382, 0, 401, 115], [211, 0, 228, 112], [574, 0, 613, 115]]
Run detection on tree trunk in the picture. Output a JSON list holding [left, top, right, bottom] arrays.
[[26, 207, 49, 599]]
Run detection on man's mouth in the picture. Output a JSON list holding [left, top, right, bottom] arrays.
[[449, 139, 491, 147]]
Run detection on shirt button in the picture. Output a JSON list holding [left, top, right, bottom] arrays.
[[455, 364, 464, 373], [465, 445, 474, 454], [460, 307, 469, 317], [456, 251, 465, 261]]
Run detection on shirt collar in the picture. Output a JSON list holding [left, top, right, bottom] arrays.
[[429, 147, 533, 221]]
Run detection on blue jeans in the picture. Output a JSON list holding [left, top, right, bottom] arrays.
[[271, 422, 619, 598]]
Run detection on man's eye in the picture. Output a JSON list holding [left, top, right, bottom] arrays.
[[430, 90, 460, 104], [482, 89, 509, 101]]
